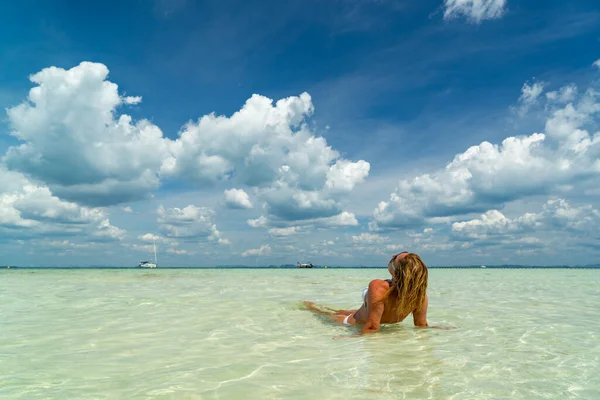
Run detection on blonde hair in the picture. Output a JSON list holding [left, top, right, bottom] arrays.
[[387, 253, 428, 318]]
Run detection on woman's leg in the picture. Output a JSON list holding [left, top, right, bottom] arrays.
[[302, 301, 336, 315], [302, 301, 356, 315], [303, 301, 357, 324]]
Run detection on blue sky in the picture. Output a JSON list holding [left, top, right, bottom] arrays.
[[1, 0, 599, 267]]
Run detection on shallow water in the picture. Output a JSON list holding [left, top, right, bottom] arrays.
[[1, 268, 599, 399]]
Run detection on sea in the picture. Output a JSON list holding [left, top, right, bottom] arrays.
[[1, 268, 599, 399]]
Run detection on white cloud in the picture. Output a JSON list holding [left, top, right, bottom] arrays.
[[352, 232, 388, 244], [167, 248, 189, 255], [452, 209, 538, 240], [312, 248, 339, 257], [161, 91, 369, 222], [138, 233, 178, 246], [514, 81, 545, 117], [13, 185, 104, 225], [593, 59, 600, 69], [309, 211, 359, 227], [5, 62, 172, 206], [0, 167, 122, 240], [223, 188, 253, 209], [268, 226, 300, 237], [546, 84, 577, 104], [93, 219, 126, 241], [123, 96, 142, 105], [157, 204, 227, 244], [385, 244, 404, 251], [5, 62, 368, 221], [451, 199, 600, 242], [371, 79, 600, 231], [121, 206, 133, 213], [349, 244, 387, 256], [45, 240, 90, 249], [260, 184, 342, 220], [247, 215, 268, 228], [131, 243, 155, 253], [160, 92, 315, 184], [247, 210, 358, 231], [325, 160, 370, 193], [443, 0, 507, 24], [139, 233, 161, 242], [242, 244, 271, 257]]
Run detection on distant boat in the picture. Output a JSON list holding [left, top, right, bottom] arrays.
[[297, 261, 313, 268], [481, 265, 487, 268], [138, 240, 158, 268]]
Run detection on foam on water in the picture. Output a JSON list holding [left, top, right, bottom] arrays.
[[1, 269, 599, 399]]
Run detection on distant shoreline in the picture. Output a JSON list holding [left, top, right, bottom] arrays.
[[2, 265, 599, 270]]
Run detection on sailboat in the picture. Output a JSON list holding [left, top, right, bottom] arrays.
[[297, 261, 313, 268], [138, 240, 158, 268]]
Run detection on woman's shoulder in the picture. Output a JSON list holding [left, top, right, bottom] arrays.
[[367, 279, 391, 295]]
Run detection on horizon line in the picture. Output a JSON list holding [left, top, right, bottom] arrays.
[[2, 265, 600, 270]]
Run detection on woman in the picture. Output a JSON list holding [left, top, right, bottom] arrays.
[[304, 252, 429, 334]]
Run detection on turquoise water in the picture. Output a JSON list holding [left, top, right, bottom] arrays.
[[1, 269, 599, 399]]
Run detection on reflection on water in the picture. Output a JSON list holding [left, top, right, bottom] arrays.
[[0, 268, 599, 399]]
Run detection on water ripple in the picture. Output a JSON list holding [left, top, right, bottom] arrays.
[[0, 269, 599, 399]]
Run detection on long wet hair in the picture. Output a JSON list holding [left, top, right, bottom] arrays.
[[387, 253, 428, 318]]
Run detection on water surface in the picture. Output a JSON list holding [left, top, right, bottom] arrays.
[[1, 269, 599, 399]]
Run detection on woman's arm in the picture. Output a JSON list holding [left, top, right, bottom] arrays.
[[412, 294, 428, 327], [360, 280, 388, 334]]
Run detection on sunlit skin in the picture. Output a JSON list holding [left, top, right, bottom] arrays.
[[304, 252, 429, 335]]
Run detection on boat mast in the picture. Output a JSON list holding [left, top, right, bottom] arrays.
[[153, 240, 158, 266]]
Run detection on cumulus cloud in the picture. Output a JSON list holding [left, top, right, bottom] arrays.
[[348, 232, 397, 256], [5, 62, 171, 206], [223, 188, 253, 209], [13, 185, 104, 225], [296, 211, 359, 228], [5, 62, 368, 221], [247, 211, 358, 232], [242, 244, 271, 257], [93, 219, 126, 241], [443, 0, 507, 24], [157, 204, 227, 244], [452, 209, 538, 240], [371, 78, 600, 231], [139, 233, 169, 243], [0, 167, 124, 240], [325, 160, 370, 193], [261, 184, 342, 220], [247, 215, 268, 228], [161, 91, 369, 222], [593, 59, 600, 69], [451, 199, 600, 245]]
